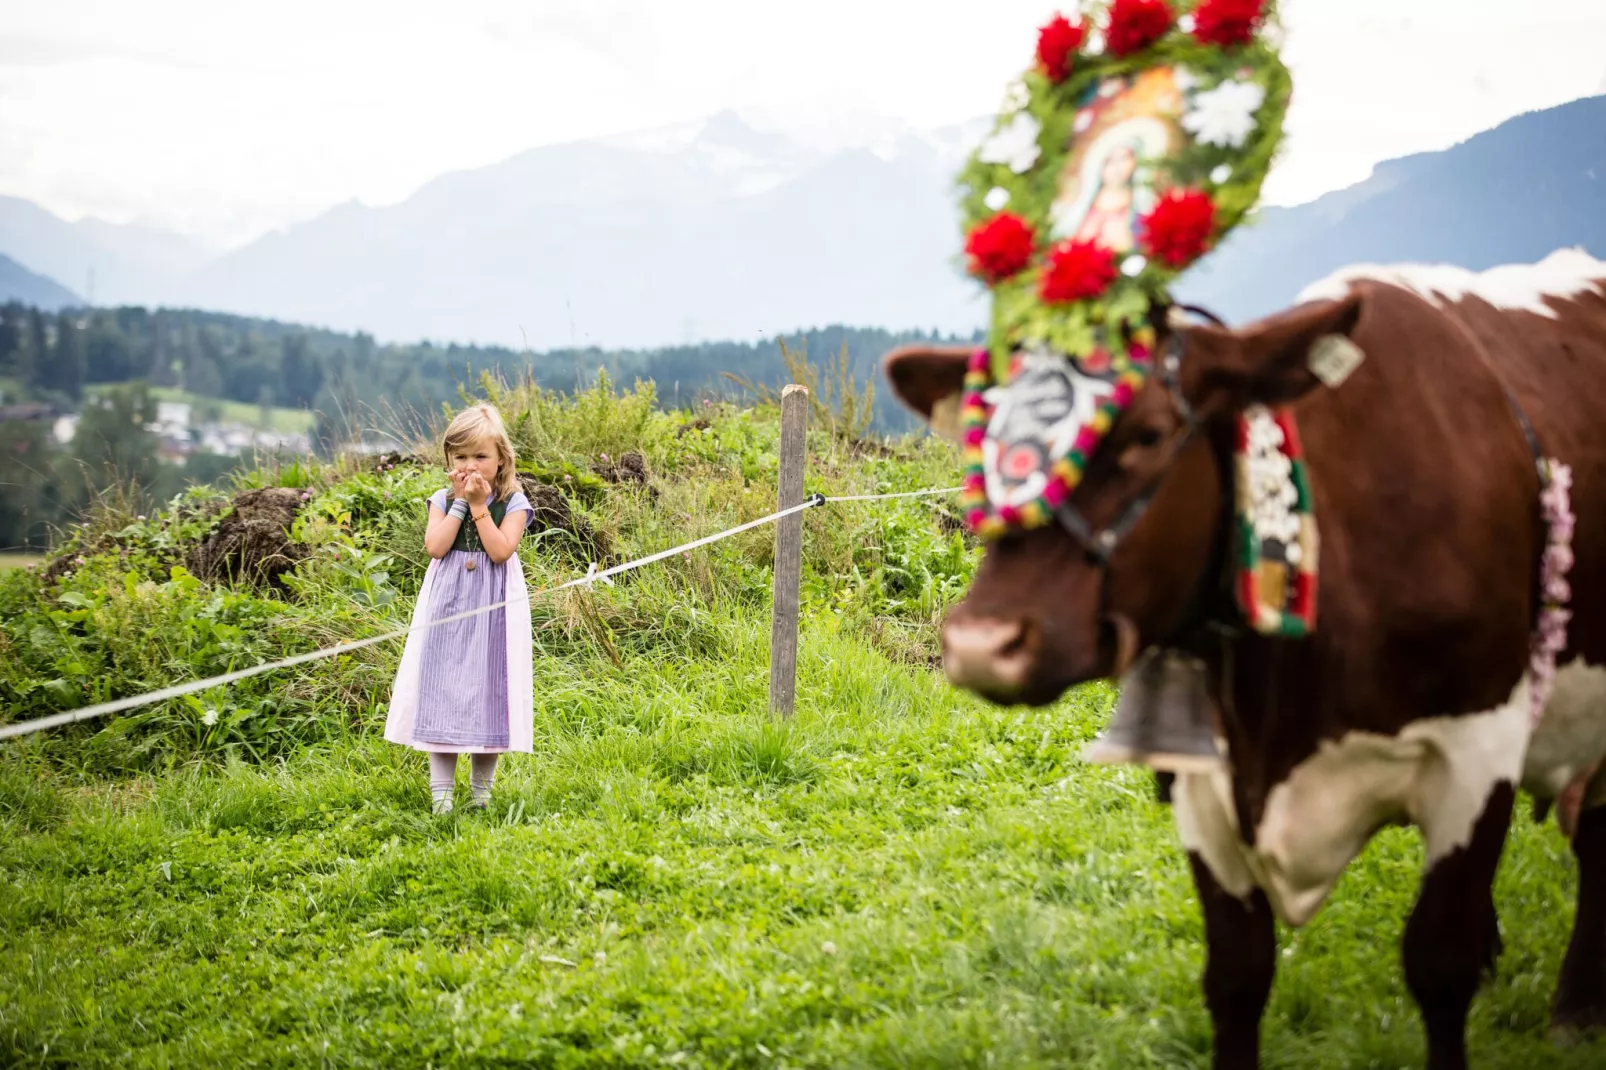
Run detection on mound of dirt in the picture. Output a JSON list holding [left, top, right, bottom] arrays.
[[186, 488, 309, 590], [374, 450, 430, 470], [517, 476, 612, 564], [846, 437, 898, 459], [592, 450, 654, 498], [676, 418, 712, 437]]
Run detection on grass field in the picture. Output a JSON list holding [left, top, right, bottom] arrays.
[[82, 383, 316, 434], [3, 373, 1603, 1068], [0, 553, 40, 571]]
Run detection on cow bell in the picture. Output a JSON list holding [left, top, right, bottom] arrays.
[[1082, 647, 1225, 775]]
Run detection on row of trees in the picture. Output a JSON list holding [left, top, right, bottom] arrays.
[[0, 299, 980, 549], [0, 383, 248, 551], [0, 301, 975, 438]]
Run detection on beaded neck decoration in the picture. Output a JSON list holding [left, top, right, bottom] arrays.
[[953, 0, 1291, 538]]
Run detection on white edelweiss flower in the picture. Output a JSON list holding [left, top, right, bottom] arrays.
[[979, 112, 1043, 174], [984, 186, 1011, 211], [202, 709, 219, 727], [1000, 79, 1030, 112], [1181, 80, 1268, 149]]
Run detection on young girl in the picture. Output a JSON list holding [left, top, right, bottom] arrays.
[[385, 404, 534, 813]]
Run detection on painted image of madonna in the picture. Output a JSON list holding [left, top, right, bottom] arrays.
[[1049, 68, 1185, 252]]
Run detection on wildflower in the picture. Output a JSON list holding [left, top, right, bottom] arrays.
[[300, 491, 312, 501], [821, 941, 838, 956], [599, 453, 609, 462], [593, 951, 607, 967], [202, 709, 219, 727], [136, 514, 146, 521], [74, 556, 87, 565]]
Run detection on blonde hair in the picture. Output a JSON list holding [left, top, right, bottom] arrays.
[[441, 403, 519, 501]]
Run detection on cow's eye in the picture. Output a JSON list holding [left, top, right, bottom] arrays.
[[1134, 427, 1165, 449]]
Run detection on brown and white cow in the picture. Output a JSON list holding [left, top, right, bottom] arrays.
[[884, 247, 1606, 1069]]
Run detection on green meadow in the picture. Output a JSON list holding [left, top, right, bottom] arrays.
[[2, 374, 1601, 1068]]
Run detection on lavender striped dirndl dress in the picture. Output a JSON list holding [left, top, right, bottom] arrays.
[[383, 489, 535, 754]]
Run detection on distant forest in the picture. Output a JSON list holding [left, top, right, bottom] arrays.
[[0, 301, 979, 443], [0, 300, 977, 550]]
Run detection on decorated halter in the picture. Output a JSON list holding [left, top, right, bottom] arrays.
[[954, 1, 1291, 544]]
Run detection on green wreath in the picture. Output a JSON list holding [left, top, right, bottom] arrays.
[[955, 0, 1291, 384]]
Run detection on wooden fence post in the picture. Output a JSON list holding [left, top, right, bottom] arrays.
[[769, 384, 808, 718]]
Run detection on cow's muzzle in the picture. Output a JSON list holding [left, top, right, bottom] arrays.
[[943, 612, 1135, 705], [943, 616, 1040, 699]]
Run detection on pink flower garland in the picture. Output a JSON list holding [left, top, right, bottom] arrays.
[[1530, 461, 1574, 725]]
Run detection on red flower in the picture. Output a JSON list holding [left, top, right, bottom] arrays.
[[964, 212, 1036, 283], [1139, 189, 1217, 266], [1105, 0, 1174, 57], [1035, 13, 1085, 83], [1040, 240, 1117, 303], [1191, 0, 1265, 48]]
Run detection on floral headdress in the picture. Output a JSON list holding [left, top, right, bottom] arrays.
[[955, 0, 1291, 539]]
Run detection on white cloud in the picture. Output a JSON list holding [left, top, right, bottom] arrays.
[[1, 0, 1603, 246]]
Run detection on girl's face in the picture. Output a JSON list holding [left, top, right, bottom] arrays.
[[449, 436, 501, 487]]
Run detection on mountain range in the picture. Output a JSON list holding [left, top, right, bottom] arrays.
[[2, 95, 1602, 348], [1175, 94, 1606, 321], [0, 196, 215, 308], [0, 253, 81, 311]]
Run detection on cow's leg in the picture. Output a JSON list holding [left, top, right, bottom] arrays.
[[1189, 852, 1276, 1069], [1553, 803, 1606, 1034], [1402, 782, 1515, 1070]]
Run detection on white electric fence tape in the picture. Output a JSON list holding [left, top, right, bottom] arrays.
[[0, 486, 961, 741]]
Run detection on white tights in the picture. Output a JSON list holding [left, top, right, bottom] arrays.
[[428, 752, 500, 809]]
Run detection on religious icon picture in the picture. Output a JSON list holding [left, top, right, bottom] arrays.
[[1049, 67, 1186, 253]]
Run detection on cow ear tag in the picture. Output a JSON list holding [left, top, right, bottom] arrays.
[[1308, 335, 1365, 389]]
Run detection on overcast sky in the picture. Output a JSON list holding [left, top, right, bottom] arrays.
[[3, 0, 1604, 248]]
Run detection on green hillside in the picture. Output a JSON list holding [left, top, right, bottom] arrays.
[[87, 383, 317, 435], [0, 378, 1599, 1068]]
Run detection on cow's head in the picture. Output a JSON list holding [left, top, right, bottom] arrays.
[[887, 295, 1362, 706]]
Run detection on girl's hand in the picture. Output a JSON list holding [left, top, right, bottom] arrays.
[[448, 466, 469, 501], [465, 472, 491, 507]]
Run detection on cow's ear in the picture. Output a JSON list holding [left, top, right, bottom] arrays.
[[882, 345, 975, 441], [1187, 293, 1366, 409]]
